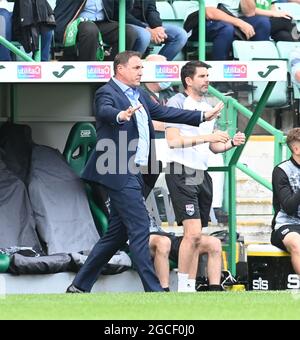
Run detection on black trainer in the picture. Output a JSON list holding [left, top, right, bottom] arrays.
[[66, 284, 86, 294]]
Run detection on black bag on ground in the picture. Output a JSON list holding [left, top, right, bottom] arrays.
[[8, 253, 75, 275]]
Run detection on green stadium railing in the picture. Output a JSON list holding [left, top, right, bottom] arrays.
[[208, 83, 290, 275]]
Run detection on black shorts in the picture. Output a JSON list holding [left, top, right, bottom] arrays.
[[165, 163, 213, 227], [271, 224, 300, 252]]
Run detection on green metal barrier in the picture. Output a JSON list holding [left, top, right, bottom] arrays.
[[0, 36, 34, 62], [118, 0, 126, 52], [209, 82, 289, 275], [199, 0, 206, 61]]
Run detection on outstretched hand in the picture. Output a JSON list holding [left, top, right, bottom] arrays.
[[204, 101, 224, 121], [119, 105, 143, 122]]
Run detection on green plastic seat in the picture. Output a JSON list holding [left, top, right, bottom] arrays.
[[156, 1, 176, 19], [172, 0, 199, 20], [63, 122, 108, 235], [277, 41, 300, 125], [233, 40, 288, 108], [63, 122, 97, 177]]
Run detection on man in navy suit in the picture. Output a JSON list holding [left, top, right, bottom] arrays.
[[67, 51, 224, 293]]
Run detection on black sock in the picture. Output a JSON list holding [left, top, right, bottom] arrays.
[[209, 285, 223, 291], [163, 287, 170, 292]]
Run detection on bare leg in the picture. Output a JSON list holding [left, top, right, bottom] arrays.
[[177, 219, 201, 292], [283, 232, 300, 274], [196, 235, 222, 285], [178, 219, 201, 274], [149, 235, 171, 288]]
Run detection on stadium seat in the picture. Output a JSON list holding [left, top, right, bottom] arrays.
[[275, 2, 300, 30], [63, 122, 108, 235], [276, 41, 300, 60], [275, 1, 300, 17], [172, 0, 199, 20], [63, 122, 96, 177], [156, 1, 176, 19], [277, 41, 300, 126], [233, 40, 289, 109]]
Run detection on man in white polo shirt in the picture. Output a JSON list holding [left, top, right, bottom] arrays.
[[165, 60, 245, 292]]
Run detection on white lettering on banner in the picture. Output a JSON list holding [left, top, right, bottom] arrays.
[[253, 277, 269, 290], [288, 274, 300, 289]]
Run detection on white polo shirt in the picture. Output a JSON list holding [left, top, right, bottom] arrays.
[[166, 94, 216, 170]]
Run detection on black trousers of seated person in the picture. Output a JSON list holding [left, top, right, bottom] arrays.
[[270, 17, 295, 42], [77, 21, 138, 61]]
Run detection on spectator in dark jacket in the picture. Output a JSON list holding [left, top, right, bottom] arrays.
[[54, 0, 139, 61], [127, 0, 188, 60], [12, 0, 54, 61]]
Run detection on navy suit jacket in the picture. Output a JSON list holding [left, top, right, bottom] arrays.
[[82, 79, 204, 191]]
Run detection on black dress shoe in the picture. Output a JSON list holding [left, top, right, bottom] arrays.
[[66, 284, 86, 294]]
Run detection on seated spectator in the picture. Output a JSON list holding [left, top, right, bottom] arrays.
[[127, 0, 188, 61], [271, 128, 300, 275], [0, 2, 12, 61], [255, 0, 297, 41], [184, 0, 271, 61], [54, 0, 139, 61], [289, 47, 300, 83], [149, 217, 222, 292]]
